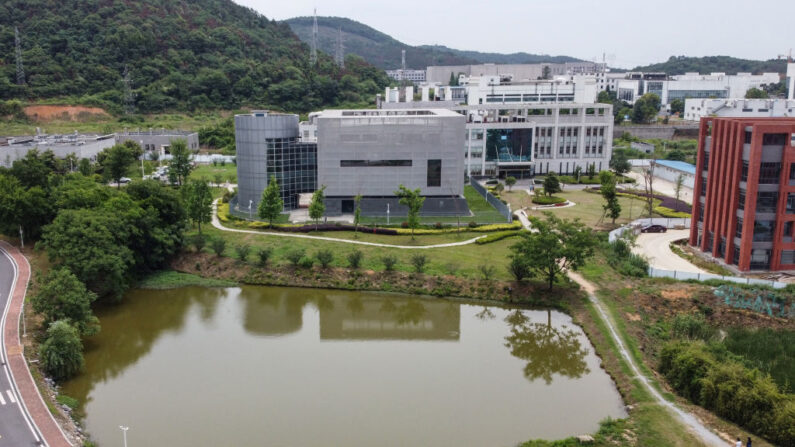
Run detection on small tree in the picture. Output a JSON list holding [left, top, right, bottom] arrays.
[[542, 173, 562, 197], [285, 249, 305, 267], [31, 268, 99, 336], [257, 247, 273, 266], [610, 151, 632, 177], [316, 249, 334, 268], [573, 166, 582, 182], [182, 179, 213, 233], [587, 163, 596, 179], [235, 244, 251, 261], [505, 176, 517, 191], [394, 185, 425, 239], [39, 320, 84, 381], [479, 264, 496, 280], [353, 194, 362, 234], [642, 162, 656, 218], [347, 250, 363, 269], [213, 173, 223, 187], [600, 171, 622, 225], [99, 143, 137, 188], [211, 238, 226, 256], [78, 158, 92, 176], [674, 174, 685, 212], [494, 183, 505, 195], [411, 254, 428, 273], [508, 258, 529, 282], [167, 139, 193, 187], [308, 185, 326, 231], [381, 255, 397, 272], [258, 175, 283, 227], [511, 213, 597, 289], [191, 234, 206, 252]]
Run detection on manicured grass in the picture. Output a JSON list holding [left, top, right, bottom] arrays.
[[194, 226, 518, 280], [137, 270, 238, 289], [522, 189, 660, 229], [189, 163, 237, 183]]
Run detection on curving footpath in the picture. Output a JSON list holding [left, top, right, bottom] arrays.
[[0, 241, 73, 447], [211, 200, 486, 249]]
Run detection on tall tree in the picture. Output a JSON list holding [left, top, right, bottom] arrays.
[[510, 213, 597, 289], [610, 151, 632, 177], [744, 87, 768, 99], [542, 172, 561, 197], [642, 162, 656, 218], [258, 175, 283, 227], [631, 93, 661, 124], [39, 320, 84, 382], [669, 98, 685, 115], [99, 142, 138, 188], [505, 176, 517, 191], [31, 268, 99, 336], [599, 171, 621, 225], [353, 194, 362, 234], [395, 185, 425, 239], [308, 185, 326, 231], [182, 179, 213, 233], [168, 139, 193, 187], [674, 174, 685, 212]]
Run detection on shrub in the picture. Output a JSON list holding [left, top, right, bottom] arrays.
[[234, 244, 251, 261], [654, 205, 691, 218], [445, 263, 459, 275], [39, 320, 84, 382], [671, 313, 715, 341], [509, 258, 530, 281], [532, 196, 566, 205], [468, 221, 478, 228], [479, 264, 496, 280], [297, 256, 314, 269], [411, 254, 428, 273], [191, 234, 206, 252], [316, 249, 334, 268], [285, 249, 305, 266], [210, 238, 226, 256], [381, 255, 397, 271], [347, 250, 363, 269], [434, 222, 443, 229], [257, 247, 273, 266], [476, 230, 522, 245], [401, 221, 409, 228]]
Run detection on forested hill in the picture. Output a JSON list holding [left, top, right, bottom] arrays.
[[631, 56, 787, 75], [285, 16, 581, 69], [0, 0, 389, 114]]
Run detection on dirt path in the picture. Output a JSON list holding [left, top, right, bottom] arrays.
[[567, 270, 727, 446]]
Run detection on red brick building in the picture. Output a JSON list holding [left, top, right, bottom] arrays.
[[690, 117, 795, 271]]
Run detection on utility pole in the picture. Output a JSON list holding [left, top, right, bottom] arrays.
[[401, 49, 406, 71], [335, 27, 344, 69], [310, 9, 318, 66], [14, 27, 25, 86]]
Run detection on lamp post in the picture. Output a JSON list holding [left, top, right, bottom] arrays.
[[140, 140, 145, 178], [119, 426, 129, 447], [386, 203, 390, 225], [248, 200, 253, 219]]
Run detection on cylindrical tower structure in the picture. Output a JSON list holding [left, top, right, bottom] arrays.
[[235, 111, 299, 211]]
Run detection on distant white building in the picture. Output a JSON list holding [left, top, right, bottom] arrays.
[[0, 133, 116, 167], [462, 75, 597, 105], [788, 63, 795, 100], [682, 98, 795, 121], [385, 69, 426, 83], [425, 62, 606, 85], [616, 72, 780, 106]]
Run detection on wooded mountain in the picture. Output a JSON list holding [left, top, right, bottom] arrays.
[[631, 56, 787, 75], [285, 16, 581, 69], [0, 0, 389, 114]]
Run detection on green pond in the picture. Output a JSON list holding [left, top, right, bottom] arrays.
[[62, 286, 625, 446]]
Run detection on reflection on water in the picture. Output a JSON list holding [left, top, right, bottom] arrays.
[[62, 286, 624, 447]]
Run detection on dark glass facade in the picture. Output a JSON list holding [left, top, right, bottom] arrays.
[[427, 159, 441, 187], [265, 138, 317, 210]]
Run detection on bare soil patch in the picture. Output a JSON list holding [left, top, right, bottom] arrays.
[[24, 105, 109, 122]]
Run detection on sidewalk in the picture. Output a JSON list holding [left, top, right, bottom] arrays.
[[0, 241, 73, 447]]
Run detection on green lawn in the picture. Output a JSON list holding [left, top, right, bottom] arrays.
[[517, 189, 660, 229], [189, 163, 237, 184]]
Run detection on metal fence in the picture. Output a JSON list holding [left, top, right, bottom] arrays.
[[470, 181, 513, 223], [648, 267, 789, 289]]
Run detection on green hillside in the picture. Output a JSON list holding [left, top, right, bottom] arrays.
[[285, 16, 581, 69], [0, 0, 389, 114], [632, 55, 787, 75]]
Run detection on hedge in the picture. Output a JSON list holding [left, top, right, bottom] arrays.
[[475, 230, 523, 245], [394, 222, 522, 235], [654, 206, 691, 218], [532, 196, 567, 205]]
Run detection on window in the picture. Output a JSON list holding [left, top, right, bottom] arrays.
[[762, 133, 787, 146], [749, 249, 771, 270], [340, 160, 412, 167], [752, 220, 775, 242], [732, 244, 741, 265], [784, 221, 794, 239], [427, 159, 441, 187], [741, 161, 749, 182], [788, 193, 795, 214], [790, 163, 795, 180], [738, 190, 746, 209], [758, 162, 781, 184], [735, 217, 743, 238], [701, 177, 707, 196], [782, 250, 795, 265], [744, 130, 752, 144], [756, 191, 779, 213]]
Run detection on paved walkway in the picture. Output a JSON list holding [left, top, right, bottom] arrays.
[[566, 270, 725, 446], [633, 230, 706, 274], [0, 241, 73, 447], [212, 201, 486, 249]]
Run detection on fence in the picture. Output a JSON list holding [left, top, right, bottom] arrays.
[[648, 267, 789, 289], [609, 217, 691, 242], [470, 180, 513, 223]]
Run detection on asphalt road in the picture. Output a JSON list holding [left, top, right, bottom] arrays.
[[0, 247, 41, 446], [633, 229, 706, 273]]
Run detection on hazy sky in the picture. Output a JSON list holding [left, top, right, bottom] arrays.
[[233, 0, 794, 68]]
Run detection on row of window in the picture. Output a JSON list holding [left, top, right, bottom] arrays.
[[340, 160, 412, 167]]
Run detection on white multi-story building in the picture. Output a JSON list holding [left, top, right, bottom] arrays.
[[616, 72, 781, 106], [425, 62, 605, 85], [462, 75, 598, 105], [682, 98, 795, 121], [385, 69, 426, 83], [787, 63, 795, 100]]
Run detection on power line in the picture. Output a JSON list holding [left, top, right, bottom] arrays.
[[14, 26, 25, 86], [310, 8, 318, 65], [122, 65, 136, 115], [335, 27, 344, 69]]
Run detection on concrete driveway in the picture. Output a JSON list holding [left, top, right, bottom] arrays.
[[632, 229, 706, 273]]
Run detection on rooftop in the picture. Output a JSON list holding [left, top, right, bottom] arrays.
[[319, 109, 462, 118], [655, 159, 696, 175]]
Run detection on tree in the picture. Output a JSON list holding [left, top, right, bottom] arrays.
[[168, 138, 193, 186], [78, 158, 92, 176], [258, 175, 283, 227], [353, 194, 362, 234], [448, 72, 458, 86], [670, 98, 685, 115], [610, 151, 632, 177], [394, 185, 425, 239], [494, 183, 505, 195], [631, 93, 661, 124], [745, 87, 768, 99], [39, 320, 84, 382], [541, 65, 551, 80], [0, 174, 52, 241], [599, 171, 622, 225], [505, 176, 517, 191], [510, 213, 597, 289], [316, 249, 334, 268], [308, 185, 326, 231], [31, 268, 99, 336], [587, 163, 596, 179], [674, 174, 685, 212], [665, 149, 686, 161], [542, 172, 561, 197], [99, 143, 137, 188], [182, 179, 213, 233], [642, 162, 656, 218]]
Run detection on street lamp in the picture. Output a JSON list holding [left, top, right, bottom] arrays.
[[248, 200, 253, 219], [386, 203, 390, 225], [140, 140, 145, 178], [119, 426, 129, 447]]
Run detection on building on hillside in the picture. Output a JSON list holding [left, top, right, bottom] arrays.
[[116, 129, 199, 158], [689, 117, 795, 271], [683, 98, 795, 121], [0, 132, 116, 167], [462, 75, 597, 105], [235, 111, 317, 212], [316, 108, 467, 216], [425, 62, 606, 85], [652, 159, 696, 189], [616, 72, 780, 107], [385, 69, 426, 83]]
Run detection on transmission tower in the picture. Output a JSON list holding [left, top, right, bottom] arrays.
[[335, 27, 344, 69], [310, 9, 318, 65], [401, 50, 406, 71], [122, 65, 136, 115], [14, 27, 25, 86]]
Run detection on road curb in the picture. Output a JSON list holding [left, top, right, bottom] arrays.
[[0, 241, 73, 447]]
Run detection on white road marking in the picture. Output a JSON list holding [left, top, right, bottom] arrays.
[[0, 391, 5, 405], [5, 389, 15, 404]]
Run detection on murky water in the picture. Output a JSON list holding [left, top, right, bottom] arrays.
[[62, 286, 625, 447]]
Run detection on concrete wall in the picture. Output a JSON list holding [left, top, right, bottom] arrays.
[[0, 138, 115, 167], [116, 132, 199, 153], [613, 125, 699, 140]]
